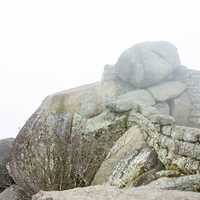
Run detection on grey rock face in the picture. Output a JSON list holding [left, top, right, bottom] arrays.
[[32, 185, 200, 200], [8, 86, 128, 196], [92, 127, 148, 185], [115, 41, 180, 88], [109, 147, 162, 188], [148, 81, 186, 102], [129, 111, 200, 174], [0, 138, 14, 192], [0, 185, 29, 200]]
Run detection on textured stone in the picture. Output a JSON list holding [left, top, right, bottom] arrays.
[[0, 138, 14, 192], [145, 174, 200, 192], [148, 81, 186, 102], [8, 83, 129, 195], [0, 185, 29, 200], [115, 41, 180, 88], [32, 185, 200, 200], [133, 112, 200, 174], [92, 127, 147, 185], [109, 147, 162, 188]]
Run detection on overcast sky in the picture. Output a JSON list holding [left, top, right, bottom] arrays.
[[0, 0, 200, 139]]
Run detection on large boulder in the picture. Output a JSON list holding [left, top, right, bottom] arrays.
[[32, 185, 200, 200], [115, 41, 180, 88], [0, 138, 14, 192], [0, 185, 29, 200], [8, 83, 129, 195]]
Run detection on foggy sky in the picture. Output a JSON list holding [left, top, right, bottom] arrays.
[[1, 0, 200, 139]]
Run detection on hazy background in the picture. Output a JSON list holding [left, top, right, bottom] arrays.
[[0, 0, 200, 139]]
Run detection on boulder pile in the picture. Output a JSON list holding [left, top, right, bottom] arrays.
[[1, 41, 200, 199]]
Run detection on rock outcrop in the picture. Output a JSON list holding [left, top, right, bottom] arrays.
[[0, 138, 14, 192], [6, 41, 200, 198]]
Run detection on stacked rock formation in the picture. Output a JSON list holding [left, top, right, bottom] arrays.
[[1, 41, 200, 200]]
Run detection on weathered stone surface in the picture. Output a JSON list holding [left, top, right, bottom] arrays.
[[115, 41, 180, 88], [109, 147, 162, 188], [148, 81, 186, 102], [130, 111, 200, 174], [0, 185, 29, 200], [0, 138, 14, 192], [8, 84, 129, 195], [145, 174, 200, 192], [32, 185, 200, 200], [92, 127, 147, 185]]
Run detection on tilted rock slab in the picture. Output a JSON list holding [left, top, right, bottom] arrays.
[[92, 127, 149, 185], [109, 147, 162, 188], [32, 185, 200, 200]]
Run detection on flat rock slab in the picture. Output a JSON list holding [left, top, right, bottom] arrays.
[[32, 185, 200, 200], [106, 90, 155, 113], [148, 81, 186, 102]]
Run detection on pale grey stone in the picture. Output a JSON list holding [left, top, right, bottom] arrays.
[[148, 81, 186, 102], [117, 90, 155, 106], [171, 92, 192, 126], [115, 41, 180, 88]]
